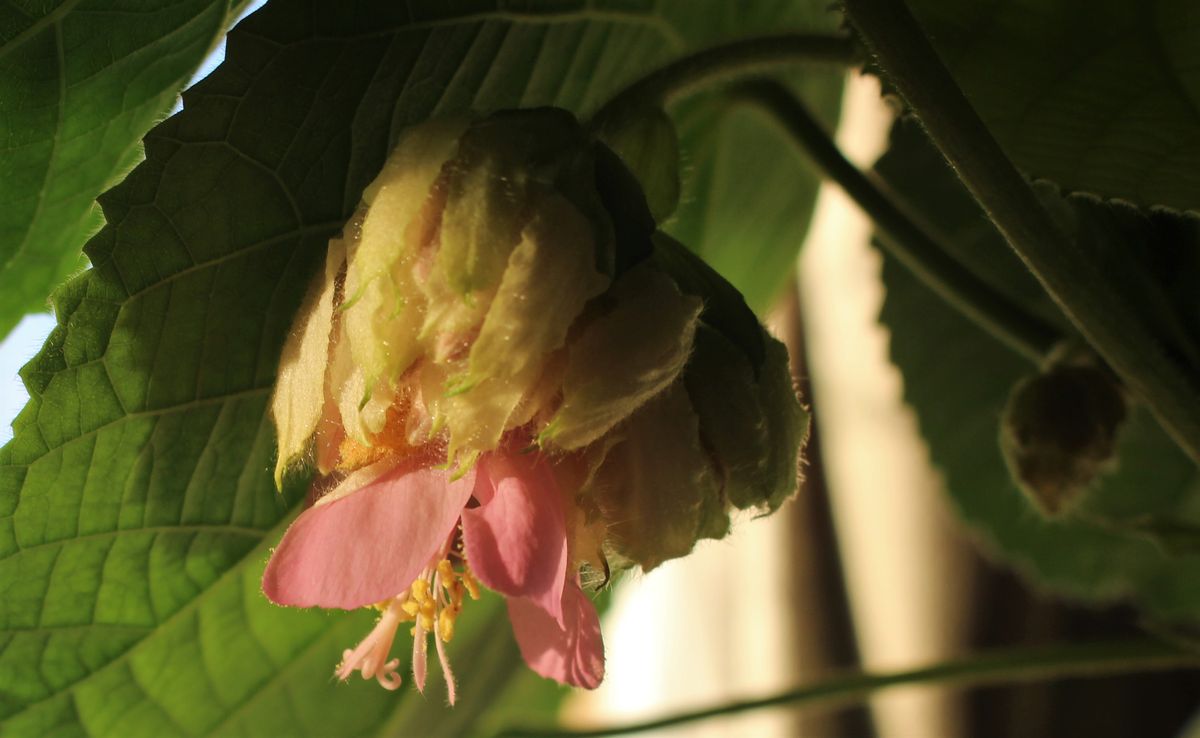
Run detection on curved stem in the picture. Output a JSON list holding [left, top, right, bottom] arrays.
[[496, 639, 1198, 738], [732, 79, 1060, 363], [841, 0, 1200, 464], [587, 33, 858, 134]]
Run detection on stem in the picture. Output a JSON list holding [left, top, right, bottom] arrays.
[[587, 33, 858, 134], [733, 79, 1060, 363], [840, 0, 1200, 463], [497, 639, 1198, 738]]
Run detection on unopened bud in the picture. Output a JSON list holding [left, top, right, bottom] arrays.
[[1000, 356, 1127, 516], [579, 235, 808, 571]]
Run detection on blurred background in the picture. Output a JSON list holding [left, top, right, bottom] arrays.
[[556, 72, 1200, 738]]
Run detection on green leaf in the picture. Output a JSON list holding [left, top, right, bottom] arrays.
[[667, 73, 843, 315], [598, 106, 682, 223], [0, 0, 248, 340], [876, 120, 1200, 622], [906, 0, 1200, 214], [0, 2, 845, 734]]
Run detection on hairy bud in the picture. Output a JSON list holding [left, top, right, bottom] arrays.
[[1000, 355, 1127, 517]]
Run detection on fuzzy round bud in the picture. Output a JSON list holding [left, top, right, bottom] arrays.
[[1000, 357, 1127, 517]]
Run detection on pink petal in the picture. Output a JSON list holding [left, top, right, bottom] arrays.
[[507, 580, 604, 689], [262, 465, 475, 609], [461, 452, 568, 625]]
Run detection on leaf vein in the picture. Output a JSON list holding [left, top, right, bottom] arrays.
[[300, 8, 685, 49], [1, 387, 269, 469], [0, 0, 84, 63], [3, 524, 264, 562], [1, 513, 294, 726], [0, 622, 151, 635], [203, 592, 350, 737], [0, 19, 70, 275], [113, 218, 342, 305]]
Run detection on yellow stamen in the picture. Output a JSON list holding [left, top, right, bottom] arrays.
[[336, 436, 388, 471], [438, 608, 456, 642], [350, 554, 483, 697], [460, 568, 481, 600]]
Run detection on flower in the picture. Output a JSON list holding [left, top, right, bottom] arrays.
[[1000, 351, 1127, 517], [263, 441, 603, 700], [264, 108, 808, 702]]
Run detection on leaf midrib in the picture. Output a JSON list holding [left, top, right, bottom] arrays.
[[0, 387, 272, 468], [0, 22, 69, 277], [0, 0, 84, 63], [2, 524, 264, 562], [281, 8, 686, 50]]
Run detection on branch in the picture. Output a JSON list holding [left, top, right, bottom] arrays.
[[497, 639, 1198, 737], [732, 79, 1060, 363], [587, 33, 858, 134], [840, 0, 1200, 463]]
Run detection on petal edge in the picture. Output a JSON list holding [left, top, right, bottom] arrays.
[[263, 465, 474, 610]]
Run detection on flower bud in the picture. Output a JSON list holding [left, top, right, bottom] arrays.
[[574, 235, 809, 570], [1000, 355, 1127, 517]]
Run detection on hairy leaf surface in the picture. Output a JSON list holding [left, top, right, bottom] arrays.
[[0, 0, 248, 339], [907, 0, 1200, 214], [877, 121, 1200, 622], [0, 1, 844, 734]]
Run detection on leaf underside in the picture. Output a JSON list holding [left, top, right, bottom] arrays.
[[0, 0, 245, 340], [0, 1, 844, 735], [667, 75, 842, 315], [907, 0, 1200, 214], [876, 120, 1200, 623]]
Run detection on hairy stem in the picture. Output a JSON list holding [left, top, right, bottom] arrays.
[[733, 79, 1060, 363], [840, 0, 1200, 463], [497, 639, 1199, 737], [587, 33, 858, 134]]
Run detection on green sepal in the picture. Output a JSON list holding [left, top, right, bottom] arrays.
[[588, 382, 728, 571], [684, 325, 807, 511], [649, 232, 765, 373]]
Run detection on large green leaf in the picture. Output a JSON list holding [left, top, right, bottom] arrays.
[[0, 1, 845, 735], [667, 74, 842, 315], [904, 0, 1200, 214], [876, 120, 1200, 622], [0, 0, 250, 340]]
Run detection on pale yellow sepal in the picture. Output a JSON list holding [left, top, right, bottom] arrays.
[[271, 238, 347, 488], [418, 116, 563, 361], [543, 263, 702, 449], [343, 118, 466, 391], [589, 382, 728, 571], [443, 192, 610, 459]]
